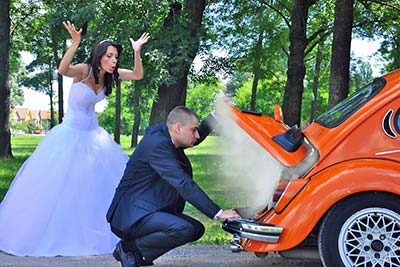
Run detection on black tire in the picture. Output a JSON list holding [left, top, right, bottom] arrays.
[[318, 192, 400, 267]]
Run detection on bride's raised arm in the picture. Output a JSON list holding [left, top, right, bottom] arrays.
[[58, 21, 85, 78], [118, 32, 150, 81]]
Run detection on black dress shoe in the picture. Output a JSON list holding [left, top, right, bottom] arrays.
[[113, 242, 138, 267]]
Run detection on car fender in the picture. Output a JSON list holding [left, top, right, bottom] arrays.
[[243, 158, 400, 252]]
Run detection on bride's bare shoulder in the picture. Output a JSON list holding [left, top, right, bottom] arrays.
[[72, 64, 91, 83]]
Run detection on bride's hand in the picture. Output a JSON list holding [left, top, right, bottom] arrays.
[[63, 21, 82, 46], [129, 32, 150, 52]]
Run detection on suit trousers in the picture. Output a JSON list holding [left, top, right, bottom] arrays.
[[111, 211, 205, 263]]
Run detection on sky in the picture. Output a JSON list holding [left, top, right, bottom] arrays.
[[21, 38, 383, 111]]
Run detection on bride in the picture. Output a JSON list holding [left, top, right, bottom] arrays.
[[0, 21, 149, 256]]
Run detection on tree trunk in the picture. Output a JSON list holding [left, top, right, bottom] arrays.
[[282, 0, 316, 127], [57, 74, 63, 122], [250, 75, 259, 111], [149, 0, 206, 125], [0, 0, 13, 159], [49, 92, 55, 128], [150, 78, 187, 125], [131, 85, 141, 148], [114, 82, 121, 144], [52, 35, 63, 123], [328, 0, 354, 109], [250, 29, 264, 111], [310, 35, 325, 123], [48, 72, 56, 128]]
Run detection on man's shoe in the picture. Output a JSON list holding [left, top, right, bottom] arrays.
[[113, 242, 138, 267]]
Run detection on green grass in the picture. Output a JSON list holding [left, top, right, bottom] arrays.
[[0, 134, 238, 244]]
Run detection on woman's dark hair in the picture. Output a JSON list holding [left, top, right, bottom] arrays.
[[86, 40, 123, 96]]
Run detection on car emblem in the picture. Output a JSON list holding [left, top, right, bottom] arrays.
[[382, 109, 397, 138]]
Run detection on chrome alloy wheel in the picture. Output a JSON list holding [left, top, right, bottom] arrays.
[[338, 208, 400, 267]]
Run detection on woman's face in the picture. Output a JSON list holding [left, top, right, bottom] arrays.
[[100, 45, 118, 73]]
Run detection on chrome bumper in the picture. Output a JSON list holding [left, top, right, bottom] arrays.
[[222, 218, 283, 243]]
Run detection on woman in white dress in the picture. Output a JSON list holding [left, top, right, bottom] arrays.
[[0, 21, 150, 257]]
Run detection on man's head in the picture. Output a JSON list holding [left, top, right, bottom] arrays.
[[167, 106, 200, 148]]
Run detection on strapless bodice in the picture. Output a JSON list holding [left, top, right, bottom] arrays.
[[63, 81, 106, 131]]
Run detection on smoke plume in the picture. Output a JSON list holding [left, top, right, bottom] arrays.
[[215, 100, 283, 217]]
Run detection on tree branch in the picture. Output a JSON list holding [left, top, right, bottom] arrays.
[[360, 0, 400, 11], [306, 25, 331, 46], [305, 28, 331, 56], [259, 0, 291, 28]]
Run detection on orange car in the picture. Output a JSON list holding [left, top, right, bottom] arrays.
[[222, 69, 400, 267]]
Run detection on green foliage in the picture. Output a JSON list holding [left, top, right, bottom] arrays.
[[98, 84, 135, 135], [352, 1, 400, 73], [350, 58, 374, 92], [10, 72, 24, 108], [303, 47, 332, 121], [10, 121, 29, 133], [98, 78, 228, 135], [186, 81, 224, 120], [7, 0, 400, 141], [233, 77, 285, 116], [98, 81, 154, 135]]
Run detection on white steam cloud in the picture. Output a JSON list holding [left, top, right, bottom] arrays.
[[215, 99, 283, 217]]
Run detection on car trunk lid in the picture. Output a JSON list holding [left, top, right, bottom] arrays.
[[229, 106, 308, 167]]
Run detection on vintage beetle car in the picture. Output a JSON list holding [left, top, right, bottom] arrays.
[[222, 69, 400, 267]]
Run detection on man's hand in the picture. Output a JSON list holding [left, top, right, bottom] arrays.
[[217, 209, 241, 221]]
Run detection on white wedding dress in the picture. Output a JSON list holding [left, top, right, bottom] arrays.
[[0, 72, 128, 256]]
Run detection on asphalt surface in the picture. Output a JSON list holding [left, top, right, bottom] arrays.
[[0, 244, 323, 267]]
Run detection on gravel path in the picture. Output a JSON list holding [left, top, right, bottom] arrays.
[[0, 245, 323, 267]]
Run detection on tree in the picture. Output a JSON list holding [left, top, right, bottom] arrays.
[[310, 34, 327, 123], [8, 0, 41, 111], [350, 58, 373, 91], [149, 1, 207, 125], [46, 1, 96, 124], [10, 67, 25, 108], [112, 82, 121, 144], [130, 84, 141, 147], [0, 0, 13, 159], [281, 0, 318, 127], [207, 1, 288, 113], [186, 80, 224, 120], [21, 13, 63, 128], [90, 0, 172, 139], [361, 2, 400, 73], [328, 0, 355, 108], [23, 62, 57, 128]]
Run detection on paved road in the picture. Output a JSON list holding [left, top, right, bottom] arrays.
[[0, 245, 323, 267]]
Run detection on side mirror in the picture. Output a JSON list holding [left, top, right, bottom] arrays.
[[274, 105, 284, 123]]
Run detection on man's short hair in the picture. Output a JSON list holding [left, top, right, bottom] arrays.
[[166, 106, 199, 129]]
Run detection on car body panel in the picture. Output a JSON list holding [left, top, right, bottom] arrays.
[[305, 98, 400, 176], [230, 107, 308, 167], [243, 159, 400, 252], [224, 69, 400, 255]]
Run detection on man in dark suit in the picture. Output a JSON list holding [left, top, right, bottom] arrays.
[[107, 106, 240, 267]]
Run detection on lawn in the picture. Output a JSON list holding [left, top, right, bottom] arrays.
[[0, 134, 242, 244]]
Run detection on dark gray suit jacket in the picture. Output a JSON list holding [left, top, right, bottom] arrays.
[[106, 115, 220, 233]]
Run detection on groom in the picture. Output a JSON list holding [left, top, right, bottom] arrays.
[[106, 106, 240, 267]]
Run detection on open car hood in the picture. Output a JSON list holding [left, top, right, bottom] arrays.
[[229, 106, 308, 167]]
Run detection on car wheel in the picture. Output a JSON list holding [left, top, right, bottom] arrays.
[[318, 192, 400, 267]]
